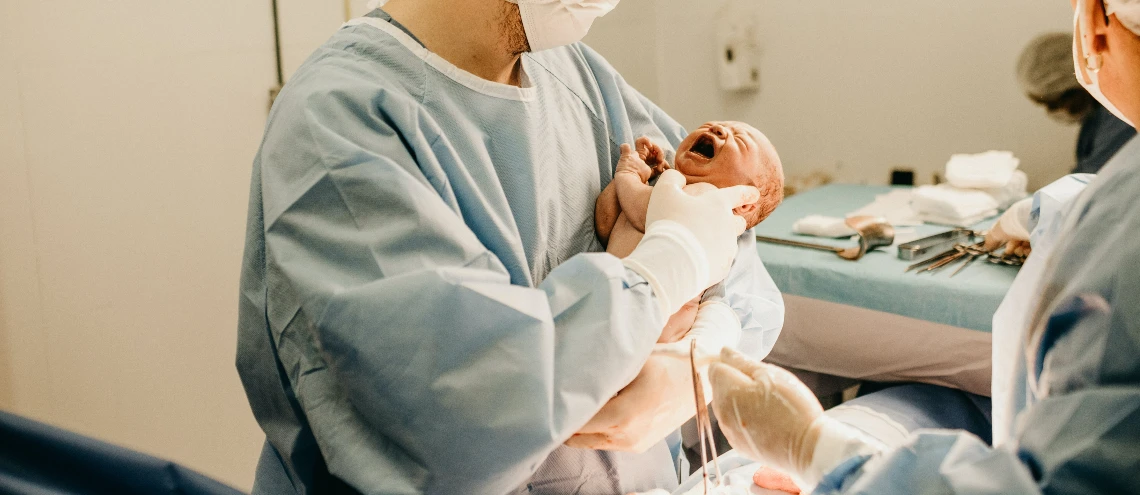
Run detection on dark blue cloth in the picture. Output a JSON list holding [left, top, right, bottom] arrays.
[[0, 410, 245, 495], [846, 383, 992, 445], [1075, 104, 1136, 174]]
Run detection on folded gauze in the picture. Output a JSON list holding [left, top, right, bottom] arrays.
[[792, 215, 857, 238], [912, 185, 999, 224], [945, 151, 1020, 189]]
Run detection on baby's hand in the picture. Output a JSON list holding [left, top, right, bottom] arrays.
[[635, 137, 669, 177], [616, 143, 654, 183]]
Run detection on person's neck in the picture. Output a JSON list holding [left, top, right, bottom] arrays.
[[384, 0, 524, 86]]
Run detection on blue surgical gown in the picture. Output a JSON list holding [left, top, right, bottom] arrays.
[[815, 137, 1140, 494], [235, 14, 784, 495]]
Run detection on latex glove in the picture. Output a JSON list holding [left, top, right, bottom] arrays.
[[623, 166, 760, 320], [709, 348, 885, 489], [983, 197, 1032, 257], [653, 301, 742, 366], [567, 354, 699, 452]]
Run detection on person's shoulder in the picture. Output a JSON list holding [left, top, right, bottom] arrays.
[[283, 25, 426, 112]]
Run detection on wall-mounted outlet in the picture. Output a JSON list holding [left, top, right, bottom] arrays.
[[715, 4, 761, 93]]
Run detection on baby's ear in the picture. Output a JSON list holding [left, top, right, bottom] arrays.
[[734, 202, 759, 216]]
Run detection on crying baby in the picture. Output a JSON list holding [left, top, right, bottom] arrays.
[[595, 121, 785, 342]]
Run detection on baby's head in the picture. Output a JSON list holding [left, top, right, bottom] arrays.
[[674, 121, 784, 228]]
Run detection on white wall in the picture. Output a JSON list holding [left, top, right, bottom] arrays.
[[591, 0, 1079, 191]]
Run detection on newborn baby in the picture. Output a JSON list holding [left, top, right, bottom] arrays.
[[595, 121, 784, 342]]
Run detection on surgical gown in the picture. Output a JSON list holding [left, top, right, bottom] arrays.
[[814, 137, 1140, 494], [235, 14, 785, 495]]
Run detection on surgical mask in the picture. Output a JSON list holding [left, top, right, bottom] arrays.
[[506, 0, 620, 52], [1073, 1, 1136, 127]]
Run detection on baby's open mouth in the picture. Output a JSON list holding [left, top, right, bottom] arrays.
[[691, 134, 716, 160]]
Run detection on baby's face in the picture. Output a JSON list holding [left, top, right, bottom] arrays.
[[674, 121, 784, 227], [674, 121, 778, 190]]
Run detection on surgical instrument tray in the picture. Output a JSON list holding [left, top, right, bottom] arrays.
[[896, 229, 974, 260]]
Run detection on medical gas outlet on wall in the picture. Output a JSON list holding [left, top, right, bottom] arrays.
[[716, 4, 761, 92]]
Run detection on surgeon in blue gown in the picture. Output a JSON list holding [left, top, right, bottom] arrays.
[[1017, 32, 1136, 175], [706, 1, 1140, 493], [235, 0, 784, 494]]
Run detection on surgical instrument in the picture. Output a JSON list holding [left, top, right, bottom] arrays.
[[918, 242, 986, 275], [897, 229, 974, 260], [951, 244, 988, 277], [757, 216, 895, 261], [988, 252, 1027, 266], [905, 246, 964, 272], [691, 340, 722, 494]]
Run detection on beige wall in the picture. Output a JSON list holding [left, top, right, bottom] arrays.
[[0, 0, 280, 490], [0, 1, 379, 490], [584, 0, 661, 101]]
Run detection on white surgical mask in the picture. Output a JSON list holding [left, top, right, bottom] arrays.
[[1073, 1, 1136, 127], [507, 0, 620, 52]]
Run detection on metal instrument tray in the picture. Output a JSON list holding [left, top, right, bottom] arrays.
[[897, 229, 973, 260]]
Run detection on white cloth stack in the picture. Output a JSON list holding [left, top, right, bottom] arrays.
[[912, 185, 999, 227], [912, 151, 1029, 226]]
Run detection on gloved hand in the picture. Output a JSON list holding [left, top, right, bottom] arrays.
[[622, 162, 759, 320], [709, 348, 885, 489], [983, 197, 1032, 257], [653, 301, 742, 366]]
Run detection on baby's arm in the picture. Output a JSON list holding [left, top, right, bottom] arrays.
[[614, 172, 653, 233], [594, 182, 621, 246], [598, 143, 655, 243], [613, 136, 668, 233]]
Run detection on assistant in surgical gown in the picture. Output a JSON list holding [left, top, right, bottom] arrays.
[[813, 137, 1140, 494], [235, 12, 785, 495]]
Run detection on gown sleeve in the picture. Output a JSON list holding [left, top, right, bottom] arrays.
[[258, 82, 668, 494]]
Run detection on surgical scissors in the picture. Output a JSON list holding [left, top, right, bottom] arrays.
[[950, 244, 988, 277], [691, 339, 722, 494]]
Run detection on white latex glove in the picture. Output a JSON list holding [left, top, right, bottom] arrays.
[[983, 197, 1032, 257], [653, 301, 742, 367], [709, 348, 885, 490], [622, 154, 760, 320]]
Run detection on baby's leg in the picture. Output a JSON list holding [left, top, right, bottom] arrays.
[[657, 295, 702, 344]]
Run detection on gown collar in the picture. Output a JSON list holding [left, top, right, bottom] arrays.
[[344, 15, 537, 102]]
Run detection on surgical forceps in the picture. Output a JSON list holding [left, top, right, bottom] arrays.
[[907, 242, 987, 275], [691, 340, 722, 494]]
